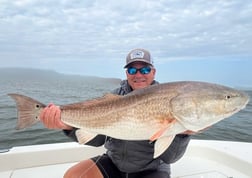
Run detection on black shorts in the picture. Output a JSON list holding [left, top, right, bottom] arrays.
[[91, 154, 170, 178]]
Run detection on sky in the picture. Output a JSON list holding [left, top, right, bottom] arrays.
[[0, 0, 252, 87]]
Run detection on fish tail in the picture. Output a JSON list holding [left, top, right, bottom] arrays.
[[8, 93, 46, 130]]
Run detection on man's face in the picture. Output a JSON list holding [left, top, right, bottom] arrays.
[[126, 62, 156, 90]]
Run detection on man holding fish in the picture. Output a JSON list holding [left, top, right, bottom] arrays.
[[10, 48, 248, 177], [40, 48, 191, 178]]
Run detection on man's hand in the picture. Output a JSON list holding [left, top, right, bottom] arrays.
[[40, 103, 72, 130]]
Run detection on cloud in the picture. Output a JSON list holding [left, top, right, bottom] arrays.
[[0, 0, 251, 66]]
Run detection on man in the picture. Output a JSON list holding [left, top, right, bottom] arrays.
[[40, 48, 191, 178]]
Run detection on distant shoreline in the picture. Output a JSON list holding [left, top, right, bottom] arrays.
[[0, 67, 121, 83]]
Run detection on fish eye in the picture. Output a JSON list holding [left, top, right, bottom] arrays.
[[225, 95, 231, 99]]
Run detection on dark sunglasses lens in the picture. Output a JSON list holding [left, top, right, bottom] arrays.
[[140, 67, 151, 74], [127, 67, 137, 75], [127, 67, 151, 75]]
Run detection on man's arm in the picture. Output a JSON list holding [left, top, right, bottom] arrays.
[[159, 134, 191, 163]]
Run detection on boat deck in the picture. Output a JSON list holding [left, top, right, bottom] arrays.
[[1, 140, 252, 178]]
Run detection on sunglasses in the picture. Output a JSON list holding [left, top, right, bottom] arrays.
[[127, 66, 152, 75]]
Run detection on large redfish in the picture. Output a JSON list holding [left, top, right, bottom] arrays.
[[9, 81, 249, 158]]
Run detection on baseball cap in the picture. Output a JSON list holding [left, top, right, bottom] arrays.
[[124, 48, 154, 68]]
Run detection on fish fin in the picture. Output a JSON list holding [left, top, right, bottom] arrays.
[[8, 93, 46, 130], [153, 135, 175, 158], [149, 119, 176, 141], [75, 129, 98, 144]]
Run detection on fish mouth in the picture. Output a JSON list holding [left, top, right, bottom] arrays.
[[228, 96, 250, 114], [240, 94, 250, 110]]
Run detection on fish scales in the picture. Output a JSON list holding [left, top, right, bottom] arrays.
[[61, 89, 175, 139]]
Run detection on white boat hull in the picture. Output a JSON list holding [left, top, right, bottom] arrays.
[[1, 139, 252, 178]]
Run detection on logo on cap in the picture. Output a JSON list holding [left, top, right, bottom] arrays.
[[130, 50, 145, 59]]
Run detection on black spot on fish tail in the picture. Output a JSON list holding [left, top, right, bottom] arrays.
[[8, 93, 46, 129]]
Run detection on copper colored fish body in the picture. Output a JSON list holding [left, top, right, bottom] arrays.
[[9, 81, 249, 158]]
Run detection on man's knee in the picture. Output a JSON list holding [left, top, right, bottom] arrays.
[[63, 159, 103, 178]]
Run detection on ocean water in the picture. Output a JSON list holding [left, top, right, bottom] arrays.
[[0, 72, 251, 150], [0, 72, 120, 150]]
